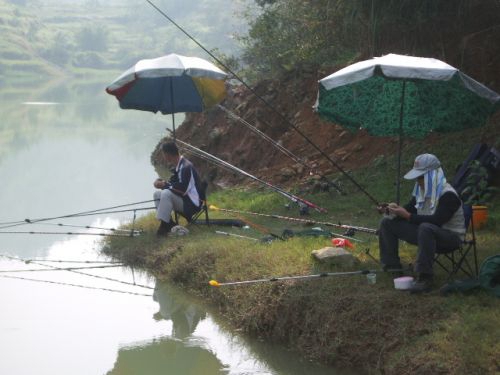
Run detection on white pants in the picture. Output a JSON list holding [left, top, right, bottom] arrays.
[[153, 189, 184, 223]]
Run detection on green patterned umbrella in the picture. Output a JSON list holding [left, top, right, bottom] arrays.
[[317, 54, 500, 202]]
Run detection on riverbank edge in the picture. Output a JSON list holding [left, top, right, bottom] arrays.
[[101, 204, 500, 375]]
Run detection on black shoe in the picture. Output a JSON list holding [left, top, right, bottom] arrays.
[[382, 264, 403, 273], [409, 273, 434, 294], [156, 220, 175, 237]]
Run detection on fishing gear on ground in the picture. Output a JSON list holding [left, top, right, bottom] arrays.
[[209, 269, 381, 287], [209, 205, 377, 237]]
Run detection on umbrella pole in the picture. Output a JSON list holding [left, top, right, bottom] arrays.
[[396, 80, 406, 205], [170, 79, 176, 140]]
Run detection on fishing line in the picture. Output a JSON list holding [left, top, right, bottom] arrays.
[[172, 135, 327, 212], [218, 105, 344, 194], [3, 255, 155, 290], [0, 274, 153, 297], [0, 264, 124, 273], [144, 0, 379, 205]]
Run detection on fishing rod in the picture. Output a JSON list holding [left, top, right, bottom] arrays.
[[209, 205, 377, 236], [0, 230, 139, 237], [16, 258, 122, 264], [0, 200, 156, 230], [0, 264, 124, 273], [0, 274, 153, 297], [217, 105, 344, 195], [145, 0, 379, 206], [27, 222, 142, 234], [215, 231, 259, 242], [3, 255, 154, 290], [172, 135, 327, 213], [209, 269, 380, 287]]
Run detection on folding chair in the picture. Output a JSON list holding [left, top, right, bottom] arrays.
[[434, 205, 478, 281], [174, 180, 210, 226]]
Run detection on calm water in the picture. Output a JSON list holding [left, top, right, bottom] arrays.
[[0, 79, 346, 375]]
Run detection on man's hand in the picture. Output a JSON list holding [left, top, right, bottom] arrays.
[[154, 178, 167, 189], [387, 204, 411, 220], [376, 203, 389, 214]]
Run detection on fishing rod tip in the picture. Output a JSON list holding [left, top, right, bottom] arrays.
[[209, 280, 220, 287]]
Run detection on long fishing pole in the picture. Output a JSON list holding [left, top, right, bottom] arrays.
[[0, 264, 124, 273], [28, 222, 142, 234], [3, 255, 154, 290], [209, 205, 377, 236], [215, 231, 259, 241], [0, 274, 152, 297], [144, 0, 379, 205], [209, 269, 379, 287], [172, 136, 327, 213], [0, 200, 156, 230], [17, 258, 122, 264], [0, 231, 139, 237], [218, 105, 344, 194]]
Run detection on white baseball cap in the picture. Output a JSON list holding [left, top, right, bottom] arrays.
[[404, 154, 441, 180]]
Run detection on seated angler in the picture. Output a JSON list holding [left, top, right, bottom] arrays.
[[153, 142, 203, 236], [377, 154, 466, 293]]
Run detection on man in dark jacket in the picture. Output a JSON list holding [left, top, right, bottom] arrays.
[[153, 142, 203, 236], [377, 154, 465, 293]]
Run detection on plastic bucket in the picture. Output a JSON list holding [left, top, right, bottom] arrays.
[[472, 205, 488, 230]]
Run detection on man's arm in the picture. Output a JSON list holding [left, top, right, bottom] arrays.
[[408, 192, 461, 226]]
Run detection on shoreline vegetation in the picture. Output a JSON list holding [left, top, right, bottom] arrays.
[[103, 149, 500, 374]]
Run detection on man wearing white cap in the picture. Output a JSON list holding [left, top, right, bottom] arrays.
[[377, 154, 466, 293]]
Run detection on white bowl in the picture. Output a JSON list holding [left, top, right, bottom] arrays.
[[394, 276, 414, 290]]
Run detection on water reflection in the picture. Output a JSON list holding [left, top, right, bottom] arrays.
[[108, 338, 224, 375], [153, 281, 206, 339]]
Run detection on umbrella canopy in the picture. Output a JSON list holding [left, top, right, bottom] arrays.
[[106, 53, 227, 136], [316, 53, 500, 202]]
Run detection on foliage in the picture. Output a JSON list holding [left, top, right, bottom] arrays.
[[75, 25, 109, 52], [461, 160, 499, 206], [242, 0, 500, 78]]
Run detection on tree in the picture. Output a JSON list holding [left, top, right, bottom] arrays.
[[75, 25, 109, 52]]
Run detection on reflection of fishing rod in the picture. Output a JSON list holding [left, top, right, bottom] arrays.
[[217, 105, 344, 195], [209, 205, 377, 236], [145, 0, 379, 206], [172, 136, 327, 213], [2, 255, 154, 290], [0, 274, 153, 297], [209, 269, 379, 287]]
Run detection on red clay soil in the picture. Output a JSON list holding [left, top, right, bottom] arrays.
[[155, 67, 499, 190], [160, 70, 396, 188]]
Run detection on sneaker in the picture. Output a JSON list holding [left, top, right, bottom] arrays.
[[156, 220, 175, 237], [409, 273, 434, 294]]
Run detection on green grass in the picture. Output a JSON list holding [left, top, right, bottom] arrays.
[[102, 145, 500, 374]]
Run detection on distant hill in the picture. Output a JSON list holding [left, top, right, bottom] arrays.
[[0, 0, 255, 81]]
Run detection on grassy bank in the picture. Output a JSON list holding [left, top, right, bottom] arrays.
[[102, 152, 500, 374]]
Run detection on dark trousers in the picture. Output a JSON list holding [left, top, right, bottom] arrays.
[[378, 217, 462, 275]]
